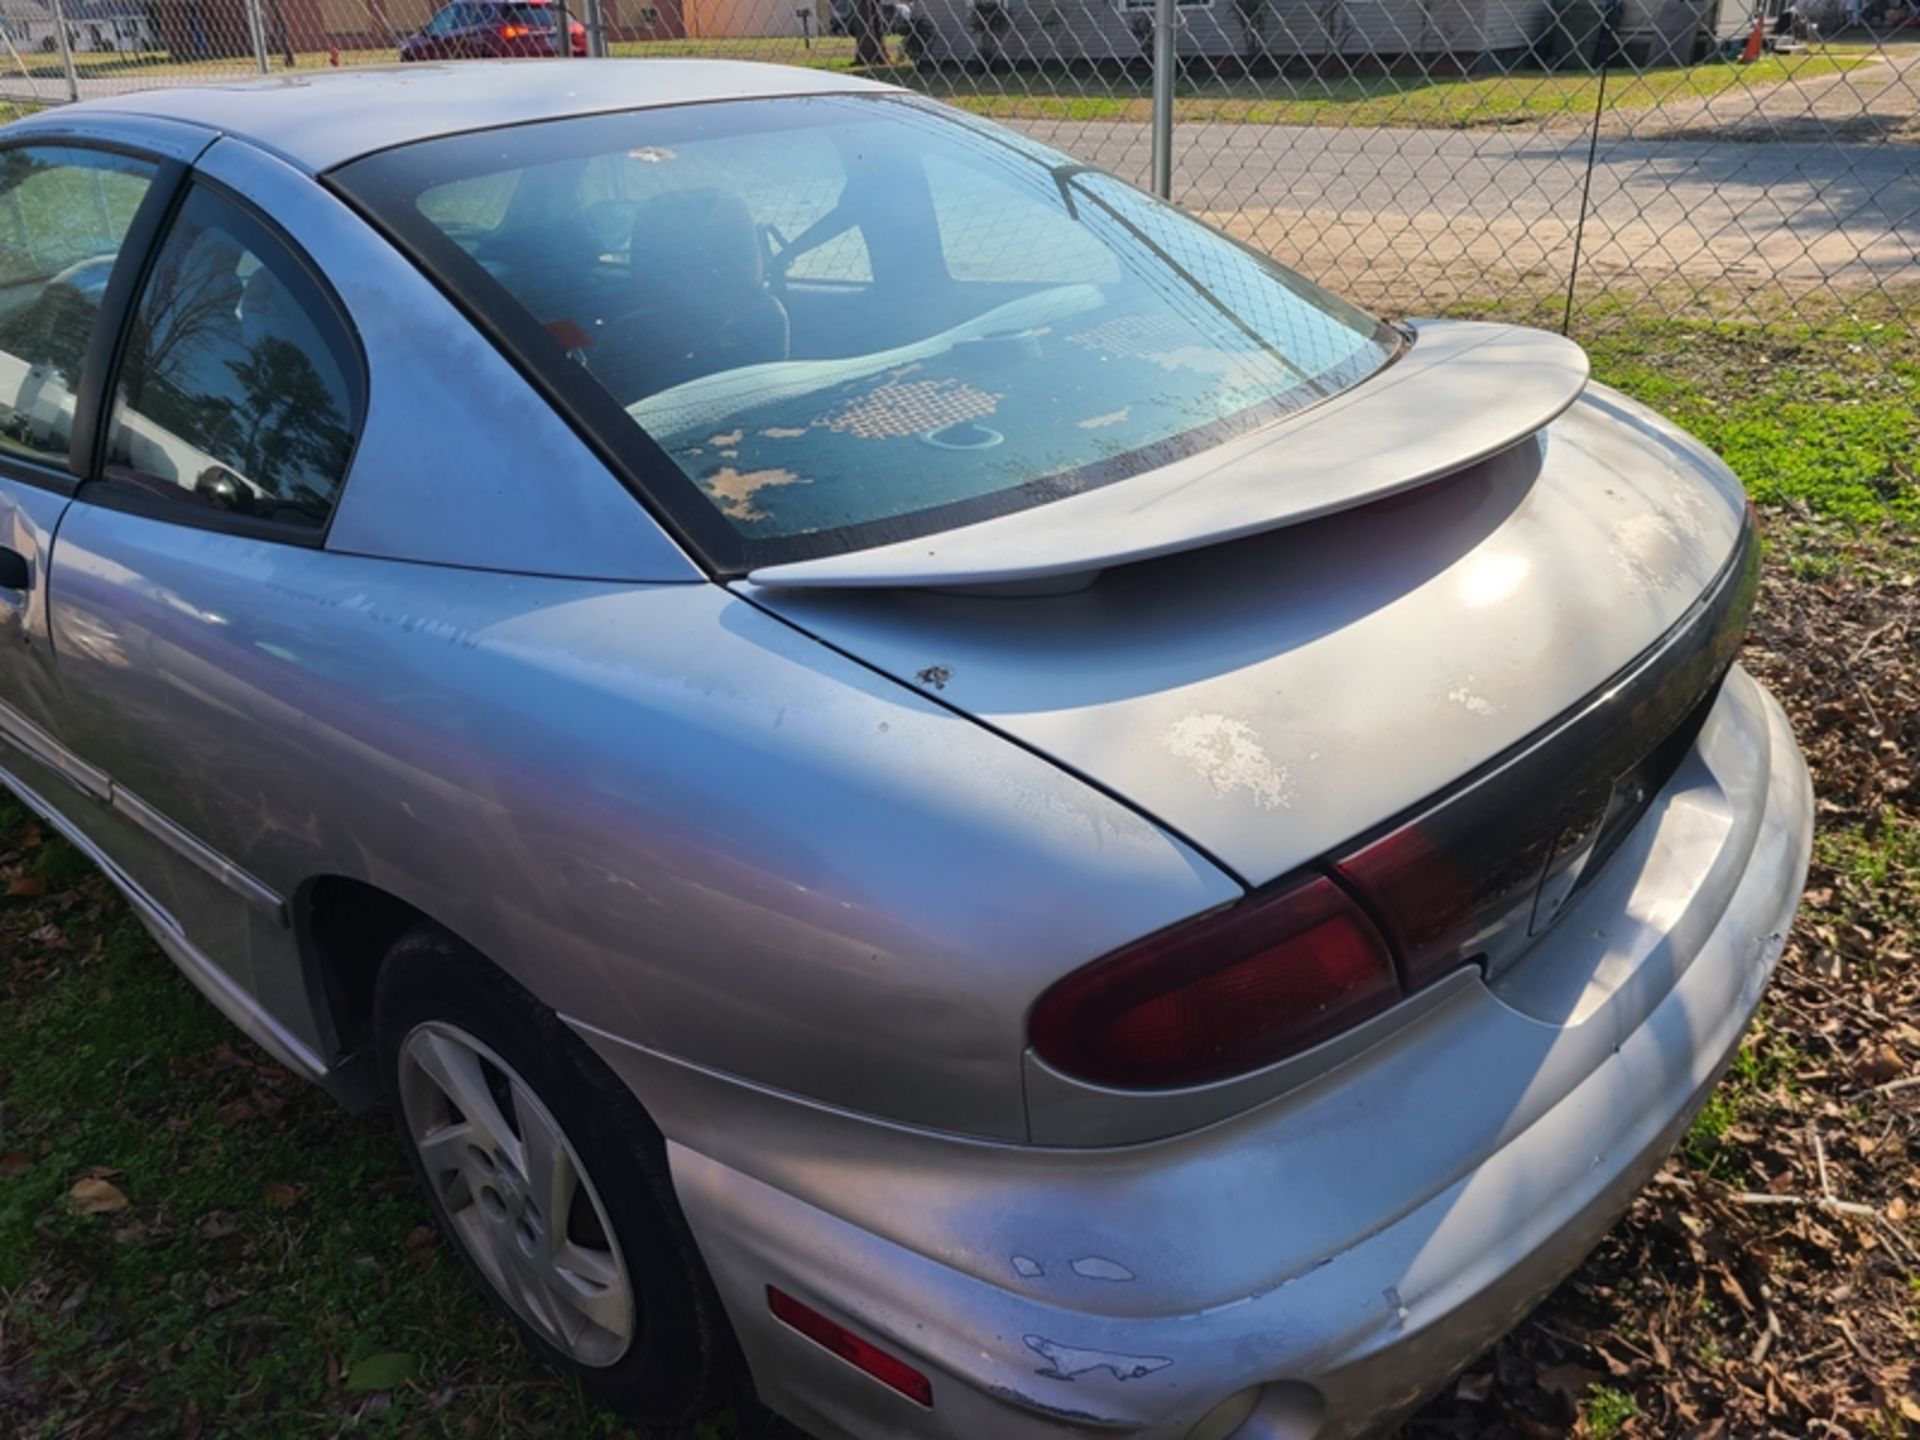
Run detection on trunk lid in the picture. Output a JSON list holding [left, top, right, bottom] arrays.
[[745, 371, 1750, 890]]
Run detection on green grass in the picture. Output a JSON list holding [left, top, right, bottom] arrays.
[[1815, 809, 1920, 965], [0, 153, 150, 289], [1682, 1025, 1806, 1180], [0, 36, 888, 83], [0, 45, 403, 82], [609, 34, 881, 69], [0, 794, 708, 1438], [1818, 807, 1920, 896], [1559, 302, 1920, 529], [1584, 1382, 1641, 1437], [1683, 1087, 1743, 1176], [1372, 285, 1919, 536], [0, 36, 1873, 129], [908, 48, 1870, 127]]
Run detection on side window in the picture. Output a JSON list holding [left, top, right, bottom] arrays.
[[0, 145, 157, 469], [103, 184, 362, 535], [922, 152, 1118, 287]]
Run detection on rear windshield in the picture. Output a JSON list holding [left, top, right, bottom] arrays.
[[335, 95, 1401, 571]]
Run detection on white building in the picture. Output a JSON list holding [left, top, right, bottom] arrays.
[[0, 0, 160, 53]]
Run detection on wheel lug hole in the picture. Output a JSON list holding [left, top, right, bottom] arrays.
[[479, 1185, 506, 1220]]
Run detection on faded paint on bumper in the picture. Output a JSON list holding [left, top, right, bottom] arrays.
[[582, 665, 1812, 1440]]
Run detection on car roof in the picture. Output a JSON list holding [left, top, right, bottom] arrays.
[[44, 60, 899, 174]]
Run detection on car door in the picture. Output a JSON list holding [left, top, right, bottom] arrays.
[[44, 174, 367, 1073], [0, 143, 164, 747]]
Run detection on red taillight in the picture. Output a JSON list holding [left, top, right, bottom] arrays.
[[767, 1287, 933, 1407], [1331, 821, 1479, 991], [1029, 873, 1400, 1090], [498, 22, 531, 36]]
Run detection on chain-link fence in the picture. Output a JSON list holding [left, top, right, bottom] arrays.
[[0, 0, 1913, 341]]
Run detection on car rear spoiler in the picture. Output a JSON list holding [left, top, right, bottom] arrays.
[[744, 319, 1589, 592]]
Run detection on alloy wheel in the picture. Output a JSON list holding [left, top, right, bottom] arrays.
[[397, 1019, 636, 1367]]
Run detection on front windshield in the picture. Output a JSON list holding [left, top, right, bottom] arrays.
[[336, 94, 1401, 570]]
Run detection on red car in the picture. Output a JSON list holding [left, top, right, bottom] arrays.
[[399, 0, 587, 60]]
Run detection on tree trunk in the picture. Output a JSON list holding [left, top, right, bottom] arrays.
[[853, 0, 887, 64]]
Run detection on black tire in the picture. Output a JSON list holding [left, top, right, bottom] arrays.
[[374, 923, 734, 1425]]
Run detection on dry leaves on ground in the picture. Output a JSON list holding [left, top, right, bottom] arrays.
[[1408, 513, 1920, 1437]]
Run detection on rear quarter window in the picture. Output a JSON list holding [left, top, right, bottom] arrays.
[[100, 183, 364, 538]]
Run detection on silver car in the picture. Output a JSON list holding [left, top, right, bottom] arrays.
[[0, 61, 1810, 1440]]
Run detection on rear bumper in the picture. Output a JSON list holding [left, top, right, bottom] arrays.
[[585, 665, 1811, 1440]]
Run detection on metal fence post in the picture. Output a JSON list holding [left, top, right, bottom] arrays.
[[245, 0, 271, 72], [48, 0, 78, 102], [1150, 0, 1175, 199], [553, 0, 573, 55], [1559, 0, 1617, 338], [585, 0, 608, 55]]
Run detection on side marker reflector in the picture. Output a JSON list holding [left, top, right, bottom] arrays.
[[767, 1286, 934, 1407]]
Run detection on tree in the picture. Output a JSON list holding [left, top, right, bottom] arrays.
[[852, 0, 887, 65], [1232, 0, 1270, 67], [224, 334, 350, 514]]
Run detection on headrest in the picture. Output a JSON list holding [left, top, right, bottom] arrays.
[[629, 188, 764, 294]]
